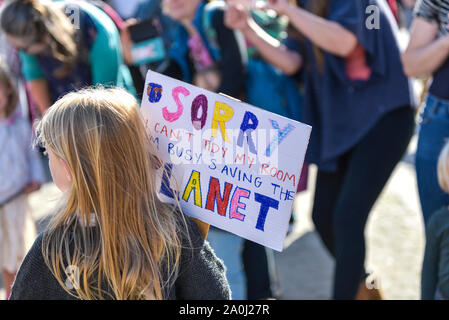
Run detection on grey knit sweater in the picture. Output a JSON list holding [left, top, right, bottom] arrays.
[[9, 218, 231, 300]]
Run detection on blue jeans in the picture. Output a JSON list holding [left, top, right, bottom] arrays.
[[416, 94, 449, 225], [206, 228, 246, 300]]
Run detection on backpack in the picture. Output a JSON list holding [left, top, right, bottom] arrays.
[[202, 1, 304, 121]]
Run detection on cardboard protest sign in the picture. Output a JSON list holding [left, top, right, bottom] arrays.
[[140, 70, 311, 251]]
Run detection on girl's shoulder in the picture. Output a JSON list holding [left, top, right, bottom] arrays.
[[172, 209, 231, 299], [173, 207, 205, 249], [10, 231, 78, 300], [16, 231, 46, 273], [10, 233, 48, 298]]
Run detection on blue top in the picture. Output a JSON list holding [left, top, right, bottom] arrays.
[[285, 0, 413, 171], [414, 0, 449, 100]]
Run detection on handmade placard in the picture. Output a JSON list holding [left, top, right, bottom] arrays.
[[140, 70, 311, 251]]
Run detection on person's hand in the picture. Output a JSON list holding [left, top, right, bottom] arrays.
[[225, 2, 251, 31], [120, 18, 138, 65], [24, 181, 41, 195], [263, 0, 292, 16]]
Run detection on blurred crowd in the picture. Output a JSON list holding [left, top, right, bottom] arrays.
[[1, 0, 449, 301]]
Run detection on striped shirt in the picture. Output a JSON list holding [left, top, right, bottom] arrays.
[[415, 0, 449, 99], [415, 0, 449, 36]]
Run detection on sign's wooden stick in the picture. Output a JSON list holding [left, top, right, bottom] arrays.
[[192, 218, 210, 240]]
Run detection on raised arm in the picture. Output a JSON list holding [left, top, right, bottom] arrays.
[[264, 0, 358, 57], [225, 3, 302, 75]]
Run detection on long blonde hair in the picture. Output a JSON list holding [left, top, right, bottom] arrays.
[[36, 87, 188, 300], [0, 0, 78, 78]]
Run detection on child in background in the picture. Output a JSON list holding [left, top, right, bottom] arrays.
[[9, 87, 230, 300], [226, 0, 415, 300], [421, 141, 449, 300], [0, 60, 44, 299]]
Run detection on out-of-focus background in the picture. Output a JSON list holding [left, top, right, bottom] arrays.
[[0, 134, 425, 299]]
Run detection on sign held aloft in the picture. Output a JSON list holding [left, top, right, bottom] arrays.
[[140, 70, 311, 251]]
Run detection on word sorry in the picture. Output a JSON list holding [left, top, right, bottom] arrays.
[[148, 83, 296, 157]]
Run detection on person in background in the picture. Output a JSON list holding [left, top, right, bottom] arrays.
[[225, 0, 415, 299], [0, 59, 45, 299], [160, 0, 246, 97], [105, 0, 179, 97], [0, 0, 35, 125], [421, 141, 449, 300], [160, 0, 247, 299], [106, 0, 178, 45], [0, 0, 135, 115], [9, 87, 230, 300], [224, 0, 298, 299], [402, 0, 449, 225]]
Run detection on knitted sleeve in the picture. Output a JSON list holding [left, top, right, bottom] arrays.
[[174, 218, 231, 300], [9, 233, 76, 300]]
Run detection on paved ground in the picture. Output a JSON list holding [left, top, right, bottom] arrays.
[[0, 134, 425, 300]]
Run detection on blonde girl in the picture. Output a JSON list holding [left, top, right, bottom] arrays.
[[9, 87, 230, 300], [0, 59, 43, 299]]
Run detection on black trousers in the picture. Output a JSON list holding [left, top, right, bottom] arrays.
[[243, 241, 274, 299], [311, 106, 416, 299]]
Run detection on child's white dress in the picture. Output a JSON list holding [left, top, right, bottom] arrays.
[[0, 114, 45, 273]]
